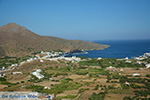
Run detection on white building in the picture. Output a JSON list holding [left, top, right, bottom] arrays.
[[125, 57, 129, 60], [32, 69, 44, 79], [134, 57, 145, 60], [20, 61, 25, 65], [35, 55, 40, 58], [125, 81, 130, 85], [27, 58, 35, 62], [133, 73, 140, 77], [97, 57, 102, 60], [136, 61, 141, 64], [146, 63, 150, 68], [44, 87, 51, 89], [40, 60, 44, 62], [36, 69, 42, 72], [125, 60, 132, 63], [11, 64, 18, 67], [12, 72, 22, 75], [143, 53, 150, 58], [2, 67, 5, 70]]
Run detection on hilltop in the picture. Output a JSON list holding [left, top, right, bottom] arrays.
[[0, 23, 109, 57]]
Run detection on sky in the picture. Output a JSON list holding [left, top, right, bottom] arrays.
[[0, 0, 150, 40]]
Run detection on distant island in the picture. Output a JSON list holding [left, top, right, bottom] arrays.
[[0, 23, 109, 57]]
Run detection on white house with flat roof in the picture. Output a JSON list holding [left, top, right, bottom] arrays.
[[133, 73, 140, 77], [32, 69, 44, 79], [146, 63, 150, 68], [12, 72, 22, 75]]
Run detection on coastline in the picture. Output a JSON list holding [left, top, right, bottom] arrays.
[[76, 39, 150, 59]]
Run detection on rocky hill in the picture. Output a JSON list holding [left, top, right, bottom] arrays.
[[0, 23, 109, 57]]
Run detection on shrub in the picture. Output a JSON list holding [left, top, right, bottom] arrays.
[[146, 74, 150, 78], [78, 88, 85, 93], [78, 88, 89, 93], [94, 85, 99, 90], [0, 77, 6, 81], [89, 91, 106, 100], [26, 85, 44, 92], [123, 96, 132, 100], [65, 78, 73, 81], [21, 81, 24, 83], [76, 71, 88, 75], [1, 81, 14, 85]]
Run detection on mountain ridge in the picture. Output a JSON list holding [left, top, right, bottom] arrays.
[[0, 23, 109, 57]]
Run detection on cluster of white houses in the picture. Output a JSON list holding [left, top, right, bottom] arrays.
[[0, 51, 82, 72], [22, 51, 81, 64], [5, 51, 80, 69], [116, 53, 150, 69], [134, 52, 150, 60], [47, 56, 81, 63], [134, 52, 150, 69], [1, 52, 150, 73], [41, 51, 62, 58]]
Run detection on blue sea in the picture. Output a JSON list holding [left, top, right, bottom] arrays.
[[77, 39, 150, 59]]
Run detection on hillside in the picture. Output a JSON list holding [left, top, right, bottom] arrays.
[[0, 23, 109, 57]]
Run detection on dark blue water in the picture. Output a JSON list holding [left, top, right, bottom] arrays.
[[77, 40, 150, 58]]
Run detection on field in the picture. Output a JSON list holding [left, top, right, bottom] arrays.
[[0, 57, 150, 100]]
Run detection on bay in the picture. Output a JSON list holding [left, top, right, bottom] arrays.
[[77, 39, 150, 58]]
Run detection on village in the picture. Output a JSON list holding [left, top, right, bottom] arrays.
[[0, 51, 82, 72]]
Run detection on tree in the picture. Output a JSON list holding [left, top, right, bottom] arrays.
[[94, 85, 99, 90], [120, 76, 128, 83], [123, 96, 132, 100]]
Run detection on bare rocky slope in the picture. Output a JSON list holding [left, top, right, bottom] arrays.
[[0, 23, 109, 57]]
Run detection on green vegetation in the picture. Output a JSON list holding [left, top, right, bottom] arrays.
[[29, 80, 82, 94], [26, 85, 63, 94], [21, 81, 24, 83], [56, 95, 77, 100], [0, 77, 14, 85], [28, 70, 54, 83], [64, 78, 73, 81], [78, 88, 89, 93], [79, 56, 88, 59], [79, 58, 144, 68], [110, 89, 133, 94], [58, 66, 72, 72], [76, 71, 88, 75], [0, 77, 6, 81], [1, 55, 150, 100], [31, 51, 41, 55], [28, 74, 43, 83], [52, 81, 82, 91], [53, 72, 67, 77], [26, 85, 44, 92], [0, 55, 32, 68], [89, 91, 107, 100], [142, 57, 150, 63], [94, 85, 99, 90], [130, 83, 145, 89], [28, 77, 82, 94], [146, 74, 150, 78], [41, 70, 53, 80], [79, 58, 100, 66], [123, 90, 150, 100], [1, 81, 14, 85], [120, 76, 149, 84], [88, 68, 109, 75]]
